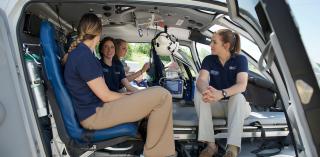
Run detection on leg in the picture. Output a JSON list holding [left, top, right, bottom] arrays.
[[194, 89, 215, 143], [81, 86, 175, 157], [225, 93, 251, 148], [195, 89, 226, 157]]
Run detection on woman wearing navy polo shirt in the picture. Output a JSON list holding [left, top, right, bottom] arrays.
[[64, 13, 175, 157], [195, 29, 251, 157], [98, 37, 138, 92]]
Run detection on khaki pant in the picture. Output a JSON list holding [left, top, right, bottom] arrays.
[[194, 89, 251, 148], [81, 86, 175, 157]]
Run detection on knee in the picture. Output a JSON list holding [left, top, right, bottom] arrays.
[[152, 86, 172, 104], [228, 93, 248, 113], [155, 86, 172, 98], [229, 93, 246, 103]]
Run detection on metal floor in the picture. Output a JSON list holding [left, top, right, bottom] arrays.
[[90, 138, 296, 157]]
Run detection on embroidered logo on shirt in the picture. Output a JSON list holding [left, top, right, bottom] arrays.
[[115, 72, 121, 75], [210, 70, 219, 75], [103, 68, 109, 73], [229, 66, 237, 70]]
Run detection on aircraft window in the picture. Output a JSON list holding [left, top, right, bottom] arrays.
[[126, 43, 152, 73], [179, 45, 196, 77], [180, 46, 193, 63], [237, 0, 260, 27], [195, 42, 211, 63]]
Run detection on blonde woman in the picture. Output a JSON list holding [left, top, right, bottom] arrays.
[[64, 13, 175, 157], [114, 39, 150, 82]]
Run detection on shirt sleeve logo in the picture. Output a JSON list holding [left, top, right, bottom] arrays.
[[210, 70, 219, 75]]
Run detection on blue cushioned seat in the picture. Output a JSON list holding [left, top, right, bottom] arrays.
[[40, 21, 137, 144]]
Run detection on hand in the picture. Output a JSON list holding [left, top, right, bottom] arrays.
[[202, 86, 223, 103], [141, 62, 150, 72]]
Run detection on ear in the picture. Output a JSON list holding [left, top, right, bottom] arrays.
[[223, 42, 231, 50]]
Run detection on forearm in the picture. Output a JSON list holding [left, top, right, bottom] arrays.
[[126, 70, 142, 82], [122, 78, 138, 92], [196, 78, 209, 94], [103, 90, 124, 102], [223, 82, 246, 97]]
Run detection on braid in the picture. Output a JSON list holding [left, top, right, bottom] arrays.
[[68, 34, 84, 53], [61, 34, 84, 65]]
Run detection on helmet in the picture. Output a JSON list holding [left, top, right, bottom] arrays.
[[153, 32, 179, 56]]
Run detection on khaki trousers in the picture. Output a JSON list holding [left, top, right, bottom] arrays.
[[81, 86, 175, 157], [194, 89, 251, 148]]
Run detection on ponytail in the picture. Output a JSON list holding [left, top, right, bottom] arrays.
[[232, 33, 240, 54]]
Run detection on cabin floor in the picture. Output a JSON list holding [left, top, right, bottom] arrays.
[[89, 138, 295, 157]]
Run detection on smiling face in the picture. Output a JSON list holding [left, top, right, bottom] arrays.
[[101, 40, 115, 60]]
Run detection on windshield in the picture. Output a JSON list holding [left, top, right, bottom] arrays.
[[287, 0, 320, 87]]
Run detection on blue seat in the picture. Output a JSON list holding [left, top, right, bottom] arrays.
[[40, 21, 137, 155]]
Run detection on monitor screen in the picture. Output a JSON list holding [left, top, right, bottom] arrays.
[[164, 79, 183, 95], [165, 80, 179, 92]]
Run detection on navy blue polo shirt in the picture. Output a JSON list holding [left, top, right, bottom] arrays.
[[100, 59, 126, 92], [201, 54, 248, 90], [64, 42, 104, 121], [113, 58, 125, 70]]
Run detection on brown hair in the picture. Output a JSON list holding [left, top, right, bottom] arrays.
[[67, 13, 102, 53], [98, 36, 114, 59], [216, 29, 241, 54], [113, 38, 127, 60]]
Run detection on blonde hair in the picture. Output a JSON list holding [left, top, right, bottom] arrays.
[[215, 29, 241, 54], [67, 13, 102, 53], [114, 38, 127, 60]]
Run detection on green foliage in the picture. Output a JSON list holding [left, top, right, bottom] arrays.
[[125, 43, 151, 61], [124, 44, 133, 60], [159, 55, 171, 63], [125, 43, 172, 66]]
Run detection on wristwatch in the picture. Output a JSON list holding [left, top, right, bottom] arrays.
[[221, 89, 227, 99]]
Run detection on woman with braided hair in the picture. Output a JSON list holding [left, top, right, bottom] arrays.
[[64, 13, 176, 157], [195, 29, 251, 157]]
